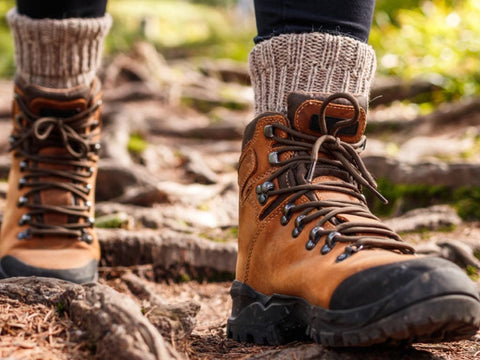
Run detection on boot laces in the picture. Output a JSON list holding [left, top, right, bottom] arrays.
[[257, 93, 415, 261], [8, 93, 102, 242]]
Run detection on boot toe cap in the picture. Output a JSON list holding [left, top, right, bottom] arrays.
[[329, 256, 479, 311]]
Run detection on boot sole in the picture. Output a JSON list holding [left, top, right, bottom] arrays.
[[0, 256, 98, 284], [227, 280, 480, 347]]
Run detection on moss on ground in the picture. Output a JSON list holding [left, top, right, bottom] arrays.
[[367, 177, 480, 221]]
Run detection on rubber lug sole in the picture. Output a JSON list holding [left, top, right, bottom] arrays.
[[0, 256, 98, 284], [227, 280, 480, 347]]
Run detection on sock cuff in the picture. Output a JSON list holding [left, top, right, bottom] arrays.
[[249, 32, 377, 115], [7, 8, 112, 88]]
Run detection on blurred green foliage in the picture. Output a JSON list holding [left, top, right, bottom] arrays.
[[0, 0, 479, 104], [371, 0, 480, 102], [105, 0, 255, 61], [0, 0, 15, 77]]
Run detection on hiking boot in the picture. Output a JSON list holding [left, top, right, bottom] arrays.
[[0, 77, 103, 283], [228, 92, 480, 347]]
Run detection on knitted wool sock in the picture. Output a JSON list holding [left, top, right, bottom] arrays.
[[249, 32, 377, 115], [7, 8, 112, 89]]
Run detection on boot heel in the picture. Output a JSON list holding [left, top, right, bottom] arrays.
[[227, 280, 309, 345]]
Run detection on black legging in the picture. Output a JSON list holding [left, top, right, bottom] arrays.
[[16, 0, 107, 19], [16, 0, 375, 43], [254, 0, 375, 43]]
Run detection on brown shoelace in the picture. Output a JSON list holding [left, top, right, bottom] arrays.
[[9, 93, 102, 242], [256, 93, 415, 261]]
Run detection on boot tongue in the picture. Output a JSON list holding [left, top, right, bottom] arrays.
[[287, 92, 368, 143], [19, 82, 92, 117]]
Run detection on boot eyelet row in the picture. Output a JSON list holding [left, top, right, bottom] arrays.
[[306, 226, 324, 250], [280, 203, 295, 225], [255, 181, 274, 205], [292, 215, 306, 238]]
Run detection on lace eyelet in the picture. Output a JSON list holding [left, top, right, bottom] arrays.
[[268, 152, 279, 165], [292, 215, 306, 238], [93, 143, 102, 154], [321, 231, 340, 255], [263, 125, 274, 138], [85, 201, 92, 210], [87, 217, 95, 225], [17, 196, 28, 207], [336, 246, 358, 262], [80, 230, 93, 244], [261, 182, 274, 193], [320, 243, 331, 255], [18, 214, 31, 226], [19, 161, 28, 172], [257, 194, 267, 204], [256, 181, 274, 205], [327, 231, 341, 246], [306, 226, 324, 250], [17, 228, 32, 240], [18, 177, 27, 189], [281, 202, 295, 226]]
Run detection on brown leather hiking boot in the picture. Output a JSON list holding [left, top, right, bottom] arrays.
[[228, 92, 480, 347], [0, 77, 103, 283]]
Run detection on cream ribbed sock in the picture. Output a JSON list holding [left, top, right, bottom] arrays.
[[249, 32, 377, 115], [7, 8, 112, 88]]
